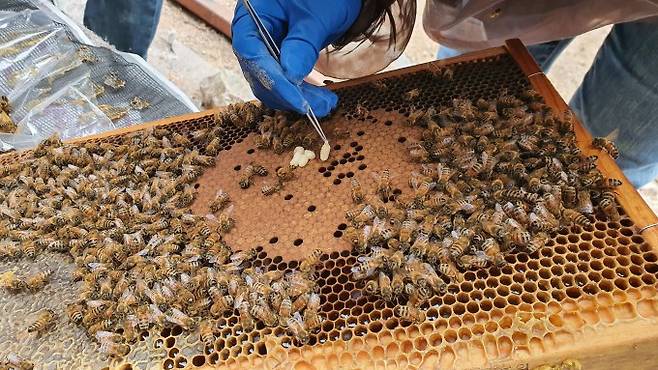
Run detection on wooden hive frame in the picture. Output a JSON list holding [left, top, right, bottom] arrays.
[[2, 39, 658, 369]]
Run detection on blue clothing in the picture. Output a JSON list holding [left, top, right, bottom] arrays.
[[83, 0, 163, 59], [439, 20, 658, 188]]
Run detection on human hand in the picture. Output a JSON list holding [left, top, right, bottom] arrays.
[[231, 0, 361, 117]]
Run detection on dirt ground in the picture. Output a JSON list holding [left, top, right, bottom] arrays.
[[55, 0, 658, 214]]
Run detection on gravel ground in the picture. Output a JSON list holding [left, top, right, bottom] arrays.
[[54, 0, 658, 215]]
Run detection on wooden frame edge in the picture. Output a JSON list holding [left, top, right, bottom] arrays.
[[504, 39, 658, 249], [174, 0, 233, 37], [67, 109, 219, 144]]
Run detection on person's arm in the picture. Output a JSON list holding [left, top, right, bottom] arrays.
[[231, 0, 415, 117], [231, 0, 362, 118]]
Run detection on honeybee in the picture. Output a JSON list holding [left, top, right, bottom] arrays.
[[205, 137, 222, 156], [526, 232, 549, 254], [303, 309, 323, 332], [372, 169, 393, 200], [25, 269, 53, 292], [0, 271, 25, 293], [378, 272, 393, 302], [209, 291, 233, 317], [576, 190, 594, 214], [27, 309, 57, 337], [449, 229, 473, 258], [343, 226, 370, 252], [99, 341, 130, 358], [481, 238, 506, 267], [0, 241, 21, 260], [216, 205, 235, 233], [276, 165, 296, 182], [506, 228, 532, 250], [103, 72, 126, 90], [166, 307, 194, 330], [503, 201, 529, 226], [261, 182, 282, 196], [399, 219, 417, 246], [354, 102, 370, 119], [599, 191, 620, 221], [350, 178, 365, 204], [300, 249, 323, 273], [2, 353, 34, 370], [66, 302, 84, 324], [351, 254, 383, 281], [395, 304, 426, 323], [459, 253, 489, 270], [199, 320, 215, 348], [238, 172, 253, 189], [250, 303, 278, 327], [403, 88, 421, 101], [562, 208, 592, 227], [278, 296, 292, 326], [596, 178, 622, 189], [287, 313, 309, 344], [592, 135, 619, 159], [209, 190, 230, 212], [251, 163, 268, 176], [287, 271, 315, 299]]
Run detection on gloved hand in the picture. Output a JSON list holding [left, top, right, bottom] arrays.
[[231, 0, 361, 117]]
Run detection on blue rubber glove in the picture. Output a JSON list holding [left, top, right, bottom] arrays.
[[231, 0, 361, 117]]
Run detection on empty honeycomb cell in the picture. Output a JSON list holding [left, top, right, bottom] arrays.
[[165, 337, 176, 348], [171, 326, 183, 336], [444, 329, 458, 343], [642, 274, 657, 285], [564, 263, 577, 275]]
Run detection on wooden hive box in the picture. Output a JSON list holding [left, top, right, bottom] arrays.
[[0, 39, 657, 370]]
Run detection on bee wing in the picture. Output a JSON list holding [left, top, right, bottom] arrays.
[[86, 299, 107, 308], [293, 311, 303, 323], [95, 330, 116, 342], [362, 225, 373, 239], [244, 274, 255, 286], [204, 213, 218, 222], [529, 212, 540, 223], [372, 217, 385, 231], [223, 204, 235, 217], [604, 127, 620, 142]]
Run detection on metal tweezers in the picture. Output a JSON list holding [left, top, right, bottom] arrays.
[[241, 0, 329, 144]]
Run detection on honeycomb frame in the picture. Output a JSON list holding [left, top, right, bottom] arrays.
[[1, 39, 658, 370]]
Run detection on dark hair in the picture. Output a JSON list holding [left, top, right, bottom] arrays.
[[333, 0, 405, 49]]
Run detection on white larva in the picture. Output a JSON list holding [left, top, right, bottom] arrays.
[[320, 141, 330, 161], [304, 150, 316, 160]]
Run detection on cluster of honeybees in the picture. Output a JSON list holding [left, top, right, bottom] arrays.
[[0, 103, 323, 358], [253, 113, 318, 154], [0, 269, 52, 294], [346, 90, 622, 322], [0, 95, 17, 133]]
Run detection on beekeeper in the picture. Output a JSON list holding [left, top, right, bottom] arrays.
[[231, 0, 658, 188]]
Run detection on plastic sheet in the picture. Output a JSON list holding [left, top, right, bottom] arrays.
[[0, 1, 196, 151]]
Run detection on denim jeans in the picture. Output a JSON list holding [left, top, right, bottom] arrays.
[[83, 0, 164, 59], [438, 20, 658, 188]]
